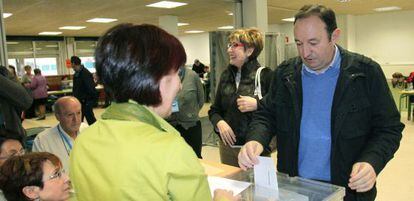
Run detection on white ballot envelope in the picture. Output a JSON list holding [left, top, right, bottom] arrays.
[[254, 156, 279, 198], [207, 176, 251, 197]]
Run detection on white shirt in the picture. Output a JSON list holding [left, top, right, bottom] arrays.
[[32, 123, 88, 173]]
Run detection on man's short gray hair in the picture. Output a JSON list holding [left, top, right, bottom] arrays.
[[53, 96, 80, 115]]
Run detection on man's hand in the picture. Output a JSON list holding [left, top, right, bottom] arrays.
[[217, 120, 236, 146], [213, 189, 241, 201], [237, 95, 257, 112], [238, 141, 263, 170], [348, 162, 377, 192]]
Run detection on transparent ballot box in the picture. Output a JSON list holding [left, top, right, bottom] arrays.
[[227, 170, 346, 201]]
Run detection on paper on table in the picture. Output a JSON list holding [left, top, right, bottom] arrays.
[[254, 156, 278, 192], [207, 176, 251, 197]]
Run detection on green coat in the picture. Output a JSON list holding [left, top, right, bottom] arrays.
[[70, 101, 211, 201]]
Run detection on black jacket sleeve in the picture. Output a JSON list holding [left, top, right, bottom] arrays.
[[82, 70, 97, 100], [356, 60, 404, 175], [246, 68, 279, 146], [0, 74, 33, 110], [260, 67, 273, 97], [208, 72, 226, 128]]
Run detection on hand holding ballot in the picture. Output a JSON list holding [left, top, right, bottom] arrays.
[[238, 141, 264, 170]]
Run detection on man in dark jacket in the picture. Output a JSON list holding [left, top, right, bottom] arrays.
[[71, 56, 97, 125], [0, 66, 32, 138], [238, 5, 403, 201]]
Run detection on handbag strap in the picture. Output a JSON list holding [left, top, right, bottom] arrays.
[[254, 66, 265, 100]]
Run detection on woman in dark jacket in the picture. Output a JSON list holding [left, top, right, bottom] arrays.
[[208, 28, 272, 166]]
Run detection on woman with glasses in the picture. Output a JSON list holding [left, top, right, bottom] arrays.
[[0, 152, 71, 201], [209, 28, 273, 167], [70, 24, 239, 201], [0, 130, 25, 167]]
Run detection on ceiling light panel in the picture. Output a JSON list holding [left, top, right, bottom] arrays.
[[86, 18, 118, 23], [373, 6, 402, 12], [177, 23, 189, 26], [218, 26, 234, 30], [38, 32, 62, 35], [185, 30, 204, 34], [3, 13, 12, 18], [59, 26, 86, 30], [282, 17, 295, 22], [146, 1, 187, 9]]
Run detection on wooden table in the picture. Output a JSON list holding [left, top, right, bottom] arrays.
[[398, 90, 414, 120], [200, 159, 242, 177]]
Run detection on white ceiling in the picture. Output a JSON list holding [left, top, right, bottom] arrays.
[[3, 0, 414, 36]]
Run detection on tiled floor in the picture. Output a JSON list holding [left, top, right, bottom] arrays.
[[23, 102, 414, 200]]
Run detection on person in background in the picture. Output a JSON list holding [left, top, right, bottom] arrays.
[[25, 68, 48, 120], [0, 66, 32, 138], [192, 59, 206, 78], [32, 96, 87, 173], [7, 65, 19, 83], [21, 65, 36, 119], [208, 28, 272, 167], [0, 152, 71, 201], [238, 5, 404, 201], [21, 65, 33, 85], [203, 66, 211, 102], [71, 56, 97, 125], [70, 23, 239, 201], [166, 66, 205, 158]]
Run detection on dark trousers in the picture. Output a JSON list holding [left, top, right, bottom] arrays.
[[81, 100, 96, 125], [173, 121, 202, 158], [25, 102, 36, 118]]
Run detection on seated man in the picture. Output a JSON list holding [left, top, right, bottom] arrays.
[[32, 96, 87, 172]]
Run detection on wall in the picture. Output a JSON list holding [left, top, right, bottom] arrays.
[[178, 33, 210, 67], [355, 10, 414, 78]]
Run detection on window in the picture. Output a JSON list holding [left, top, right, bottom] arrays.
[[8, 59, 17, 68], [7, 40, 61, 76], [76, 41, 97, 73], [24, 58, 58, 76], [79, 56, 95, 73]]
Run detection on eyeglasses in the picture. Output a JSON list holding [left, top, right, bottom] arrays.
[[227, 42, 244, 49], [46, 168, 65, 181], [0, 149, 25, 160]]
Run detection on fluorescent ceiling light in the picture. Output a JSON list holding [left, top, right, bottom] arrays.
[[177, 23, 189, 26], [185, 30, 204, 34], [86, 18, 118, 23], [59, 26, 86, 30], [6, 41, 19, 45], [218, 26, 234, 30], [337, 0, 351, 2], [45, 45, 58, 48], [228, 12, 233, 16], [3, 13, 12, 18], [374, 6, 401, 12], [146, 1, 187, 9], [282, 17, 295, 22], [38, 32, 62, 35]]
